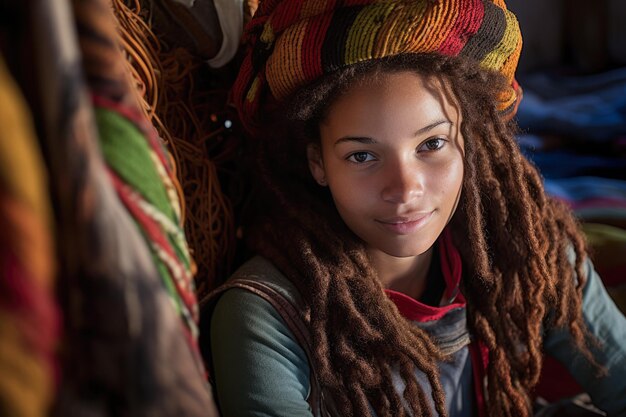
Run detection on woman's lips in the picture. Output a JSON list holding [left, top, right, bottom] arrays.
[[375, 211, 434, 235]]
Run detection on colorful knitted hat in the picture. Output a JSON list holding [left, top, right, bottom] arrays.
[[232, 0, 523, 135]]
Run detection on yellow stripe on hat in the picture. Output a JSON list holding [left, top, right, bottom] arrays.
[[383, 3, 428, 55], [497, 84, 516, 108], [260, 22, 276, 45], [409, 1, 452, 53], [499, 28, 522, 83], [480, 7, 519, 76], [345, 3, 396, 64], [246, 76, 261, 103], [266, 20, 309, 100]]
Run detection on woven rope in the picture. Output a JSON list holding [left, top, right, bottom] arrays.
[[111, 0, 237, 297]]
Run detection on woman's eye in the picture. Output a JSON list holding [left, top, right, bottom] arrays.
[[347, 152, 375, 163], [420, 138, 446, 152]]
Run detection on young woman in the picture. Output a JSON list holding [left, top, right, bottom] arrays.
[[202, 1, 626, 416]]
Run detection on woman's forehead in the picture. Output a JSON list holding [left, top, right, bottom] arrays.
[[316, 73, 463, 154], [323, 71, 461, 129]]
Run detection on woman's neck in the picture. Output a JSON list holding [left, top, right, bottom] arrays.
[[368, 246, 434, 300]]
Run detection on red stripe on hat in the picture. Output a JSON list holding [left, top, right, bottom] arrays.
[[439, 0, 484, 55], [266, 0, 305, 34], [301, 11, 334, 81]]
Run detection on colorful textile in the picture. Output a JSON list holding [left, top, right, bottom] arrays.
[[517, 87, 626, 143], [10, 0, 218, 415], [95, 105, 198, 337], [0, 55, 59, 417], [517, 67, 626, 144], [520, 66, 626, 99], [522, 150, 626, 180], [75, 0, 216, 413], [544, 177, 626, 203], [543, 177, 626, 216], [232, 0, 523, 135], [0, 310, 51, 417]]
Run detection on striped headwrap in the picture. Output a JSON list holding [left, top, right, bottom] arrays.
[[232, 0, 523, 135]]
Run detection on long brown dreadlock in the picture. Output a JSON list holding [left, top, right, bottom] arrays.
[[243, 53, 597, 417]]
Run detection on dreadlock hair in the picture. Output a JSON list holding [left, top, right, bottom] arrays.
[[243, 53, 597, 417]]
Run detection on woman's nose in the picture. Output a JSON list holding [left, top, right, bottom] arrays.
[[380, 160, 424, 204]]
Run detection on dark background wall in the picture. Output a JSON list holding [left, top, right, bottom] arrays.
[[507, 0, 626, 73]]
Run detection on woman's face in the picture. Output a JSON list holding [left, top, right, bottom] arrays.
[[308, 71, 465, 258]]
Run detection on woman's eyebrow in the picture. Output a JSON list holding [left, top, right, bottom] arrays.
[[413, 120, 452, 136], [334, 136, 377, 147], [334, 120, 452, 147]]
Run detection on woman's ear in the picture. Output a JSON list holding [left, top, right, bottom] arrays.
[[307, 143, 327, 186]]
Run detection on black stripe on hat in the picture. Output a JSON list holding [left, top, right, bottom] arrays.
[[321, 6, 363, 73], [460, 0, 506, 63]]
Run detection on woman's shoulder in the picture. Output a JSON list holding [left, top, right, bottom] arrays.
[[204, 257, 314, 416], [542, 251, 626, 415], [207, 255, 305, 310]]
